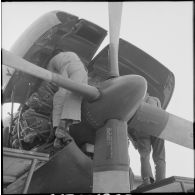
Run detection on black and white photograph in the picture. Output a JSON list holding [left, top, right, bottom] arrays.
[[1, 1, 194, 193]]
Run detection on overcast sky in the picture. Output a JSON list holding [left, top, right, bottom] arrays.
[[1, 2, 194, 178]]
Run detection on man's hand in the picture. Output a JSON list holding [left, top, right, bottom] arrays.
[[145, 96, 161, 108]]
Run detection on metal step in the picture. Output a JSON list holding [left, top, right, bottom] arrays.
[[131, 176, 194, 193]]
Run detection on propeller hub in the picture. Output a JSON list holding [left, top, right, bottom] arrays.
[[83, 74, 147, 129]]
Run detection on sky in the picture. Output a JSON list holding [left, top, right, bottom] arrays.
[[1, 2, 194, 178]]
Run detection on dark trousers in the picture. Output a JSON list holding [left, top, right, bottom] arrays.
[[136, 135, 166, 182]]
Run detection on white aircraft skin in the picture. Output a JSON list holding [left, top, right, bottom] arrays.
[[2, 2, 193, 179]]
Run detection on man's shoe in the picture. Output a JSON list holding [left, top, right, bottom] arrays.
[[55, 119, 73, 138], [55, 127, 69, 138], [53, 138, 64, 149], [136, 177, 152, 189], [62, 136, 72, 146]]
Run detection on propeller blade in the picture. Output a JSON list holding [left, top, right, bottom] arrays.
[[26, 141, 92, 193], [93, 119, 130, 193], [128, 102, 193, 149], [2, 49, 100, 101], [108, 2, 123, 77]]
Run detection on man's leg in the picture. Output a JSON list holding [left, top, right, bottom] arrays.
[[129, 167, 134, 190], [59, 52, 88, 126], [137, 136, 154, 185], [52, 89, 73, 148], [52, 88, 76, 148], [151, 136, 166, 182]]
